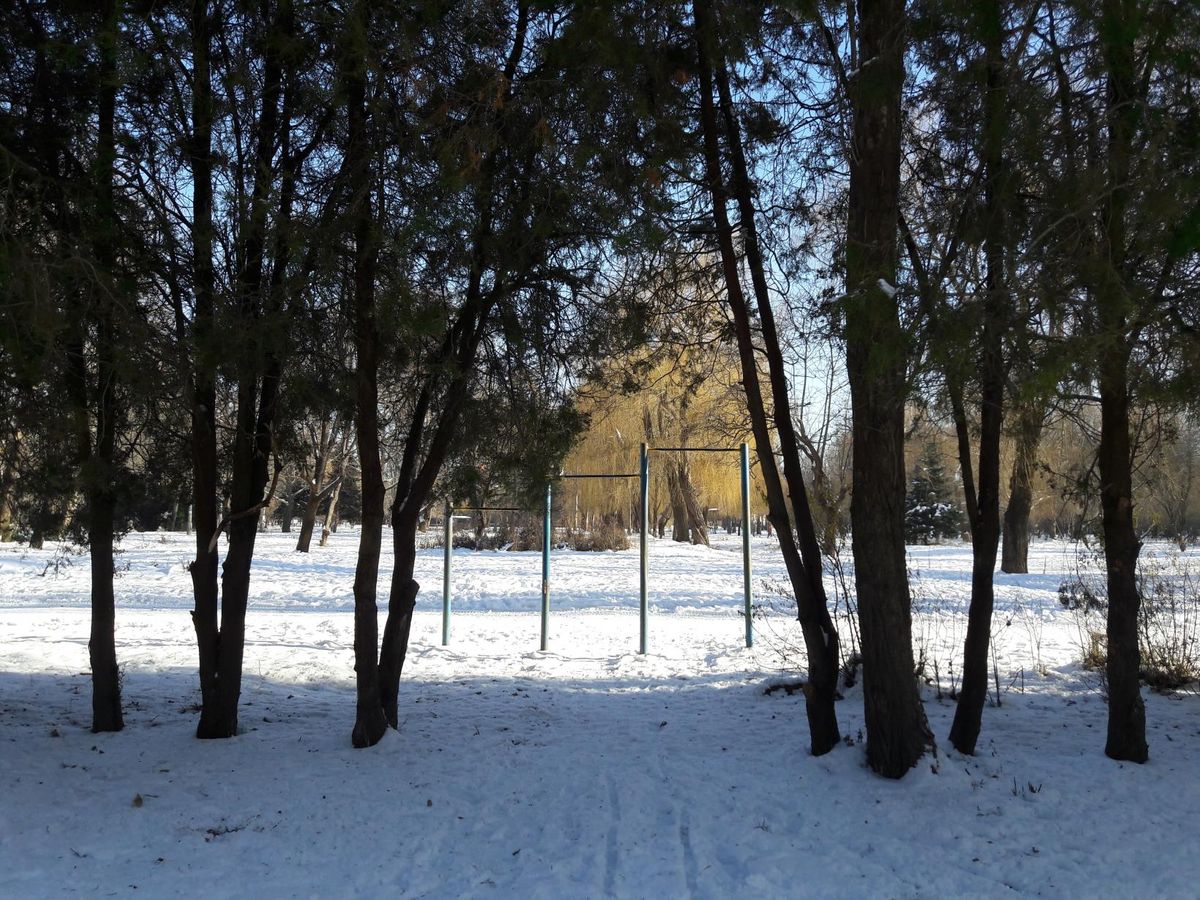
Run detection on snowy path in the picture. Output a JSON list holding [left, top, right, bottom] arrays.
[[2, 533, 1199, 897]]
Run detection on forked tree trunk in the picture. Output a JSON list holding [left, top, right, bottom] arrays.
[[320, 454, 346, 548], [319, 485, 343, 546], [842, 0, 931, 776], [365, 1, 530, 736], [296, 421, 333, 552], [694, 0, 840, 755], [667, 465, 690, 542], [187, 0, 222, 740], [679, 464, 710, 547], [344, 0, 388, 749], [1001, 402, 1043, 574], [196, 0, 292, 739]]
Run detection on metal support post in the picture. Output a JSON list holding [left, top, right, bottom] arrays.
[[442, 500, 452, 646], [741, 442, 753, 648], [639, 442, 649, 654], [541, 482, 552, 651]]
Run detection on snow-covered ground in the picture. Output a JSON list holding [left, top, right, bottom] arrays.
[[1, 530, 1198, 898]]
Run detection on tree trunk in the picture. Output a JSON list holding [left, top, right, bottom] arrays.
[[473, 507, 488, 549], [679, 463, 710, 547], [1097, 0, 1147, 764], [279, 483, 295, 532], [320, 442, 348, 548], [196, 0, 291, 739], [320, 480, 343, 546], [380, 509, 421, 726], [0, 431, 18, 542], [667, 466, 690, 542], [342, 0, 388, 747], [1100, 342, 1147, 762], [186, 0, 222, 740], [948, 0, 1008, 756], [86, 0, 124, 734], [296, 421, 332, 552], [1001, 402, 1043, 574], [694, 0, 840, 755], [842, 0, 931, 776]]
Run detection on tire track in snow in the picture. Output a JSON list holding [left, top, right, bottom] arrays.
[[603, 773, 620, 897]]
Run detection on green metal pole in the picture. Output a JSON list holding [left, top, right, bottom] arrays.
[[741, 442, 753, 648], [541, 481, 552, 651], [639, 442, 649, 654], [442, 501, 452, 646]]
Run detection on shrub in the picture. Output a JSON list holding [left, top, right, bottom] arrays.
[[1061, 549, 1200, 690], [571, 515, 630, 552], [1137, 559, 1200, 690], [1058, 578, 1106, 612]]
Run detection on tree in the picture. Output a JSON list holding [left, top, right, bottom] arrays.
[[1043, 0, 1200, 762], [840, 0, 933, 775], [693, 0, 842, 756], [341, 0, 388, 749], [904, 440, 965, 544], [295, 416, 346, 553], [80, 0, 126, 733], [0, 0, 138, 732], [342, 0, 678, 743]]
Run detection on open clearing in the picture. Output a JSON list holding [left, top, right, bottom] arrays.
[[2, 531, 1198, 898]]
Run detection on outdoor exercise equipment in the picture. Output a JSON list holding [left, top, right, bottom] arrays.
[[441, 503, 524, 646], [440, 442, 754, 654]]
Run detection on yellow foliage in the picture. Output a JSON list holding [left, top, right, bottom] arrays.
[[562, 341, 767, 530]]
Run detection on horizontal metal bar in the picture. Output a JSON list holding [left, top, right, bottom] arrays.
[[449, 506, 527, 512], [558, 473, 640, 479], [650, 446, 740, 453]]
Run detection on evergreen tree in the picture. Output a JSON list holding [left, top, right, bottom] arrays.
[[904, 440, 965, 544]]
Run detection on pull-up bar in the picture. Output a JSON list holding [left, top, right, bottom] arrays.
[[442, 504, 531, 645], [557, 473, 640, 479], [541, 442, 753, 655], [440, 445, 754, 655]]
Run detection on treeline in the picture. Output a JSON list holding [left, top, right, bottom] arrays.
[[1, 1, 1197, 776]]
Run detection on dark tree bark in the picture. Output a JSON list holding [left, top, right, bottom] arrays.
[[86, 0, 124, 734], [679, 461, 711, 547], [187, 0, 222, 741], [1001, 401, 1043, 574], [373, 3, 531, 731], [0, 432, 18, 542], [343, 0, 388, 749], [948, 0, 1008, 756], [279, 483, 296, 532], [320, 432, 350, 547], [1097, 0, 1147, 764], [668, 465, 690, 543], [296, 420, 334, 552], [196, 0, 294, 739], [842, 0, 931, 776], [694, 0, 840, 755], [667, 455, 709, 544]]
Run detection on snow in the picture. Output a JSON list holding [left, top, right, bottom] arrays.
[[2, 531, 1198, 898]]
